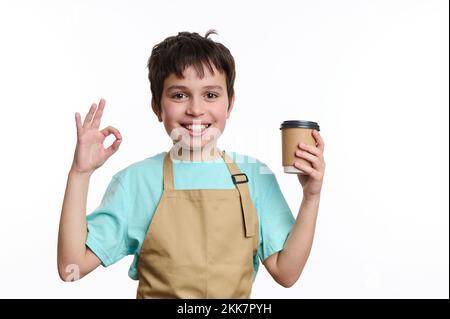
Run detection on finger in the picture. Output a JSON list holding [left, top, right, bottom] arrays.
[[75, 112, 82, 133], [100, 126, 122, 139], [91, 98, 106, 129], [101, 126, 122, 157], [83, 103, 97, 128], [295, 150, 321, 169], [294, 161, 320, 179], [312, 130, 325, 151], [298, 142, 321, 157], [105, 138, 122, 158]]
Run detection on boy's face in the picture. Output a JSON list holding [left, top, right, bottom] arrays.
[[152, 64, 234, 151]]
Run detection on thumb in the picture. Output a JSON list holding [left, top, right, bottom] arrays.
[[104, 137, 122, 158]]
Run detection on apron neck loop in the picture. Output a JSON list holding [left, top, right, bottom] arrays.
[[163, 149, 255, 238], [163, 149, 227, 191]]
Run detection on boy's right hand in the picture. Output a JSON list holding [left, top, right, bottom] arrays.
[[71, 98, 122, 175]]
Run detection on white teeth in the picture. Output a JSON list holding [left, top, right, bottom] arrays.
[[183, 124, 210, 130]]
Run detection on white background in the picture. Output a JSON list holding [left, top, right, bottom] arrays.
[[0, 0, 448, 299]]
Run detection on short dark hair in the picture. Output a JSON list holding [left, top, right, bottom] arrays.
[[147, 30, 236, 111]]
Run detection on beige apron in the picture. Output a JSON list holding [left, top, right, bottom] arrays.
[[136, 150, 259, 299]]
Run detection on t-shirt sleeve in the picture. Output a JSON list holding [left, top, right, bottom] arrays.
[[257, 172, 295, 262], [85, 176, 130, 267]]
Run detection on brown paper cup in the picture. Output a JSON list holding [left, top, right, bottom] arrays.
[[280, 120, 320, 174]]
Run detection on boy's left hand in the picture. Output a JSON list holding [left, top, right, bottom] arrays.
[[294, 130, 325, 199]]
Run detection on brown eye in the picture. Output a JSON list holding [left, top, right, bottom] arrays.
[[173, 93, 186, 99], [206, 92, 218, 99]]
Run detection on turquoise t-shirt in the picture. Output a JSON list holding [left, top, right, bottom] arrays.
[[86, 151, 295, 281]]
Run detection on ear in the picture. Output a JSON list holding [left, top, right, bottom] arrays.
[[226, 94, 235, 119], [151, 97, 163, 122]]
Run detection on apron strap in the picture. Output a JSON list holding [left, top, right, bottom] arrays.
[[221, 150, 256, 238], [163, 151, 175, 190]]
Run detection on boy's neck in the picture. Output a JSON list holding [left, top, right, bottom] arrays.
[[169, 144, 223, 162]]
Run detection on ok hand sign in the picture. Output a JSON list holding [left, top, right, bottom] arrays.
[[71, 99, 122, 175]]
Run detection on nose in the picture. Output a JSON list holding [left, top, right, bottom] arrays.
[[186, 96, 206, 117]]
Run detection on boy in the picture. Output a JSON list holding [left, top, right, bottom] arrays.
[[57, 30, 326, 298]]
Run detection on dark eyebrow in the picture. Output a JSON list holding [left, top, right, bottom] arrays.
[[166, 85, 224, 92]]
